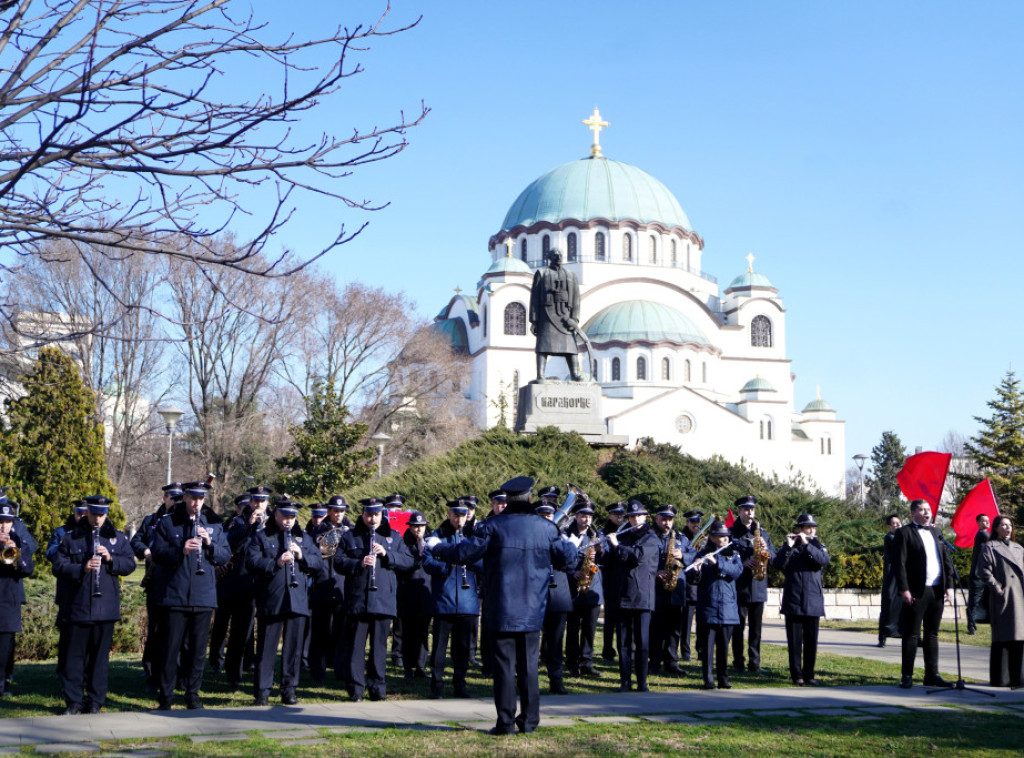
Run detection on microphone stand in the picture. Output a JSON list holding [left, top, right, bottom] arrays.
[[926, 532, 992, 698]]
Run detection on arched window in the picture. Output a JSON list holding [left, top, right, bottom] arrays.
[[503, 302, 527, 335], [684, 359, 691, 382], [649, 236, 657, 263], [671, 239, 677, 265], [751, 315, 773, 347], [542, 234, 551, 257], [686, 243, 691, 270], [637, 356, 647, 381], [611, 357, 621, 381], [520, 238, 528, 263], [595, 231, 606, 261], [567, 232, 578, 262], [591, 360, 598, 381], [760, 416, 774, 441], [622, 233, 632, 261], [482, 305, 487, 338], [512, 370, 520, 420], [702, 362, 707, 383], [661, 357, 671, 381]]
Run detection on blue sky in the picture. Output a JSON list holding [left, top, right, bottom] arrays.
[[250, 1, 1023, 476]]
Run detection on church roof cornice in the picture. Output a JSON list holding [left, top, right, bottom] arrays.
[[490, 218, 704, 251]]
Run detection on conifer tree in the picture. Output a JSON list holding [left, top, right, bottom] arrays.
[[965, 370, 1024, 522], [866, 430, 907, 508], [276, 380, 376, 500], [0, 348, 121, 550]]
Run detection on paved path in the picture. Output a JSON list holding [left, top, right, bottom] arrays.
[[0, 622, 1006, 752]]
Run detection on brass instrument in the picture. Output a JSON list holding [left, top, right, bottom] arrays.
[[752, 521, 769, 582], [553, 483, 582, 529], [662, 528, 681, 591], [691, 513, 717, 552], [317, 526, 345, 558], [0, 541, 20, 565], [577, 539, 598, 594]]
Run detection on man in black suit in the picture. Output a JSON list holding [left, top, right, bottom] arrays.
[[967, 513, 991, 635], [894, 499, 955, 689]]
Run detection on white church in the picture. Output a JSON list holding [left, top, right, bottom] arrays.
[[432, 110, 846, 496]]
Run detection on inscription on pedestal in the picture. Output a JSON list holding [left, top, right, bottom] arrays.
[[516, 381, 607, 436]]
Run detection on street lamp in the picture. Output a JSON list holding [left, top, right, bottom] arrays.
[[369, 433, 391, 480], [158, 405, 184, 485], [853, 453, 868, 507]]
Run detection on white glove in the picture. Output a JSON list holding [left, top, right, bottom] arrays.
[[425, 536, 441, 549]]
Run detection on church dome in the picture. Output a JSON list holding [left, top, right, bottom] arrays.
[[727, 271, 775, 290], [584, 301, 709, 345], [429, 318, 468, 354], [484, 257, 532, 276], [501, 158, 692, 231], [741, 377, 776, 393], [802, 398, 834, 412]]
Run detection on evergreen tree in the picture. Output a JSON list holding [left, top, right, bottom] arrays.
[[275, 380, 376, 500], [0, 348, 121, 550], [866, 430, 907, 508], [965, 370, 1024, 522]]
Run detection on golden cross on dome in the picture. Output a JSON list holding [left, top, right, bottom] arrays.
[[816, 385, 821, 400], [454, 286, 462, 295], [504, 236, 515, 258], [745, 252, 755, 272], [582, 107, 609, 157]]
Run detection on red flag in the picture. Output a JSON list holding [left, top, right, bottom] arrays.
[[725, 508, 735, 528], [951, 479, 1000, 548], [897, 451, 952, 519], [387, 510, 411, 536]]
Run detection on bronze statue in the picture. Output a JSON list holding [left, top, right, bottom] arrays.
[[529, 249, 581, 382]]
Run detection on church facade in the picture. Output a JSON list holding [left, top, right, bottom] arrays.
[[432, 112, 845, 496]]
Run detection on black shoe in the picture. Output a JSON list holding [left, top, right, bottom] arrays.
[[665, 664, 686, 676], [618, 683, 632, 692], [254, 695, 269, 706], [794, 678, 805, 686], [454, 686, 471, 699], [747, 664, 760, 673], [681, 655, 692, 662], [209, 661, 221, 674], [898, 675, 914, 689], [923, 675, 954, 688], [368, 689, 386, 701], [805, 679, 818, 686], [636, 683, 650, 692], [489, 726, 514, 736], [967, 627, 977, 636], [403, 670, 414, 681], [282, 691, 299, 705], [602, 651, 616, 661], [186, 699, 204, 710], [155, 698, 172, 711], [87, 702, 102, 714], [549, 679, 568, 695], [469, 657, 482, 667], [876, 639, 887, 648], [414, 667, 429, 679], [581, 666, 602, 678], [64, 704, 83, 715], [718, 679, 732, 689], [349, 692, 363, 703], [702, 681, 716, 690], [429, 682, 443, 700], [566, 668, 580, 677]]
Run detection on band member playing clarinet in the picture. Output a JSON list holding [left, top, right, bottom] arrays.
[[150, 480, 230, 710], [335, 498, 414, 702], [52, 496, 135, 714]]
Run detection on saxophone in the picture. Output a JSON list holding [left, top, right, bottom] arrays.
[[577, 539, 598, 593], [752, 521, 769, 581], [662, 529, 681, 591]]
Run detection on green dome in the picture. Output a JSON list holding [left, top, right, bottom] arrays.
[[429, 318, 468, 354], [584, 301, 708, 345], [741, 377, 776, 393], [727, 271, 775, 290], [484, 257, 532, 275], [502, 158, 692, 231], [803, 398, 834, 412]]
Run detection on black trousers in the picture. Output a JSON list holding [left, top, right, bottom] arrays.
[[680, 605, 696, 661], [55, 618, 70, 680], [209, 592, 255, 682], [990, 641, 1024, 687], [254, 613, 306, 698], [899, 585, 945, 679], [491, 630, 541, 733], [390, 617, 403, 664], [403, 614, 431, 674], [141, 596, 162, 681], [784, 614, 820, 681], [967, 578, 987, 632], [308, 602, 344, 682], [430, 614, 474, 687], [60, 621, 115, 708], [702, 623, 733, 685], [617, 609, 651, 686], [159, 608, 213, 703], [340, 613, 391, 697], [733, 601, 764, 669], [541, 610, 567, 681], [649, 605, 683, 671], [0, 633, 12, 692], [566, 605, 600, 671], [602, 604, 620, 657]]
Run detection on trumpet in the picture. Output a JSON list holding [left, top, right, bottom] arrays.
[[0, 540, 20, 565]]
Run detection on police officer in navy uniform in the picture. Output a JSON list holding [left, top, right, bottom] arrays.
[[728, 494, 776, 673], [690, 520, 743, 689], [422, 501, 480, 698], [149, 480, 230, 710], [0, 501, 32, 701], [476, 489, 507, 677], [649, 505, 695, 676], [397, 509, 432, 680], [428, 476, 575, 735], [0, 492, 36, 697], [600, 501, 627, 661], [459, 494, 483, 667], [307, 495, 350, 682], [48, 501, 88, 682], [536, 492, 573, 694], [246, 497, 322, 705], [605, 500, 660, 692], [52, 496, 135, 714], [564, 500, 605, 677], [335, 498, 414, 702]]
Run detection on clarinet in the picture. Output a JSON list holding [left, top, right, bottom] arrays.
[[457, 526, 470, 590], [368, 528, 378, 592], [91, 526, 102, 598], [191, 515, 205, 576], [287, 532, 299, 588]]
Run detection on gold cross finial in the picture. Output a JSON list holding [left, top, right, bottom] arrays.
[[745, 252, 755, 272], [454, 286, 462, 295], [503, 236, 515, 258], [582, 107, 610, 158], [816, 385, 821, 400]]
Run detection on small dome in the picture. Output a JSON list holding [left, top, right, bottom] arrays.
[[484, 257, 533, 276], [741, 377, 776, 393], [502, 158, 692, 231], [803, 398, 834, 412], [727, 271, 775, 290], [584, 301, 709, 345], [429, 318, 468, 354]]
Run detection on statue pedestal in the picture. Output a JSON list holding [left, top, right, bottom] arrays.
[[515, 380, 608, 437]]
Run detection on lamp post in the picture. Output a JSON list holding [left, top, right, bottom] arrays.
[[853, 453, 868, 507], [370, 433, 390, 480], [158, 405, 184, 486]]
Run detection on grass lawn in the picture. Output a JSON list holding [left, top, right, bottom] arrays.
[[24, 711, 1024, 757], [821, 619, 992, 648]]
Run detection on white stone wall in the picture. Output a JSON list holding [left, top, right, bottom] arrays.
[[762, 588, 963, 622]]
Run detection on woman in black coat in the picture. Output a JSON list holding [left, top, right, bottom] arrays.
[[772, 513, 830, 685]]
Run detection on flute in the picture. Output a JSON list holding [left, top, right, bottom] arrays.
[[91, 526, 102, 598]]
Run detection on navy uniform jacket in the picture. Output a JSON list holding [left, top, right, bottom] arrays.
[[246, 519, 322, 618], [0, 529, 33, 633], [51, 520, 136, 623], [130, 505, 167, 560], [772, 537, 830, 617], [219, 509, 266, 597], [652, 527, 695, 609], [729, 520, 777, 604], [691, 545, 743, 625], [546, 541, 574, 615], [607, 524, 660, 612], [564, 524, 604, 608], [334, 518, 414, 617], [150, 504, 231, 609], [430, 507, 575, 633], [397, 530, 434, 617], [422, 521, 481, 616], [681, 526, 701, 605]]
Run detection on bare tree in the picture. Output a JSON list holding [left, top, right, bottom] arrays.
[[0, 0, 426, 341]]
